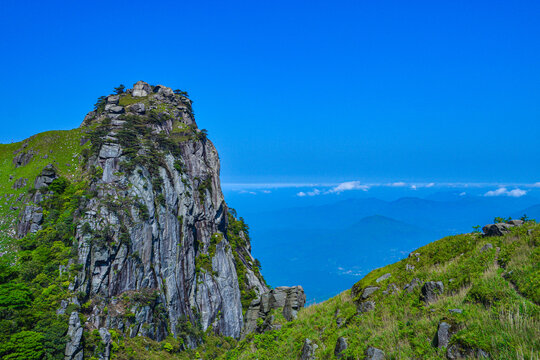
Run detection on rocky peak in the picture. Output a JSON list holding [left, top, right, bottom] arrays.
[[11, 81, 303, 360]]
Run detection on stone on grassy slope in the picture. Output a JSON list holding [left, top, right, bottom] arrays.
[[435, 322, 451, 348], [376, 273, 391, 283], [447, 344, 489, 359], [366, 346, 385, 360], [358, 301, 375, 313], [421, 281, 444, 303], [404, 278, 421, 293], [482, 220, 524, 237], [300, 338, 318, 360], [362, 286, 379, 299], [334, 337, 348, 359]]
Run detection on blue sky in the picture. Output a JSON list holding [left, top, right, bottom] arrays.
[[1, 0, 539, 184]]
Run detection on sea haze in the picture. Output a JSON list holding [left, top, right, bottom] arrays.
[[223, 183, 540, 303]]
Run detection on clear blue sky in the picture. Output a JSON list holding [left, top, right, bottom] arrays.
[[1, 0, 539, 184]]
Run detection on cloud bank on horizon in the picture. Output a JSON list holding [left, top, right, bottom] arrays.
[[222, 181, 537, 198]]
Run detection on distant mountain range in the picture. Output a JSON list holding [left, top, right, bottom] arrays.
[[247, 195, 540, 302]]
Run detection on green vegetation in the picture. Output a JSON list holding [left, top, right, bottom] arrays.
[[0, 178, 89, 359], [112, 220, 538, 360]]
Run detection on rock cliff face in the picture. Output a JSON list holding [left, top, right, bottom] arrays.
[[15, 81, 279, 359]]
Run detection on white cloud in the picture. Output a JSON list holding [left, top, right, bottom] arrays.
[[410, 185, 417, 190], [239, 190, 257, 195], [426, 182, 435, 188], [533, 182, 540, 187], [459, 192, 467, 196], [389, 182, 406, 187], [327, 181, 369, 194], [297, 189, 321, 197], [484, 187, 527, 198], [262, 190, 271, 194]]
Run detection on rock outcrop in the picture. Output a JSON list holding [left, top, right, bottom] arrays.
[[12, 82, 282, 360], [421, 281, 444, 303], [483, 220, 524, 237], [300, 338, 318, 360], [242, 286, 306, 337]]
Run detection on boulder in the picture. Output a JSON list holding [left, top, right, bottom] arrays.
[[421, 281, 444, 303], [283, 286, 306, 321], [358, 301, 376, 313], [404, 278, 421, 293], [376, 273, 392, 283], [12, 151, 33, 167], [366, 346, 385, 360], [362, 286, 379, 299], [483, 223, 511, 237], [435, 322, 451, 348], [106, 105, 124, 114], [334, 337, 348, 359], [449, 308, 463, 314], [154, 85, 175, 97], [507, 219, 524, 226], [34, 164, 57, 189], [130, 103, 146, 114], [107, 95, 119, 104], [300, 338, 318, 360], [132, 80, 151, 97]]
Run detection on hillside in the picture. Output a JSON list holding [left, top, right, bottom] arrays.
[[214, 220, 539, 359]]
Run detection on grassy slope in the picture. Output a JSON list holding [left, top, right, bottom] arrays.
[[219, 224, 539, 360], [0, 128, 88, 253]]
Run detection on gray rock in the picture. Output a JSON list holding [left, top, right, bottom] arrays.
[[376, 273, 391, 283], [382, 283, 398, 295], [132, 80, 151, 97], [404, 278, 421, 293], [13, 151, 33, 167], [283, 286, 306, 321], [421, 281, 444, 303], [130, 102, 146, 114], [107, 95, 119, 104], [154, 85, 175, 97], [300, 338, 318, 360], [483, 223, 511, 237], [99, 143, 121, 159], [435, 322, 451, 348], [406, 264, 415, 271], [65, 311, 83, 360], [480, 243, 493, 252], [12, 177, 27, 189], [447, 344, 489, 359], [34, 164, 57, 190], [366, 346, 385, 360], [334, 337, 348, 359], [362, 286, 379, 299], [358, 301, 375, 313], [507, 219, 524, 226], [449, 308, 463, 314], [107, 105, 124, 114], [243, 286, 305, 336]]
